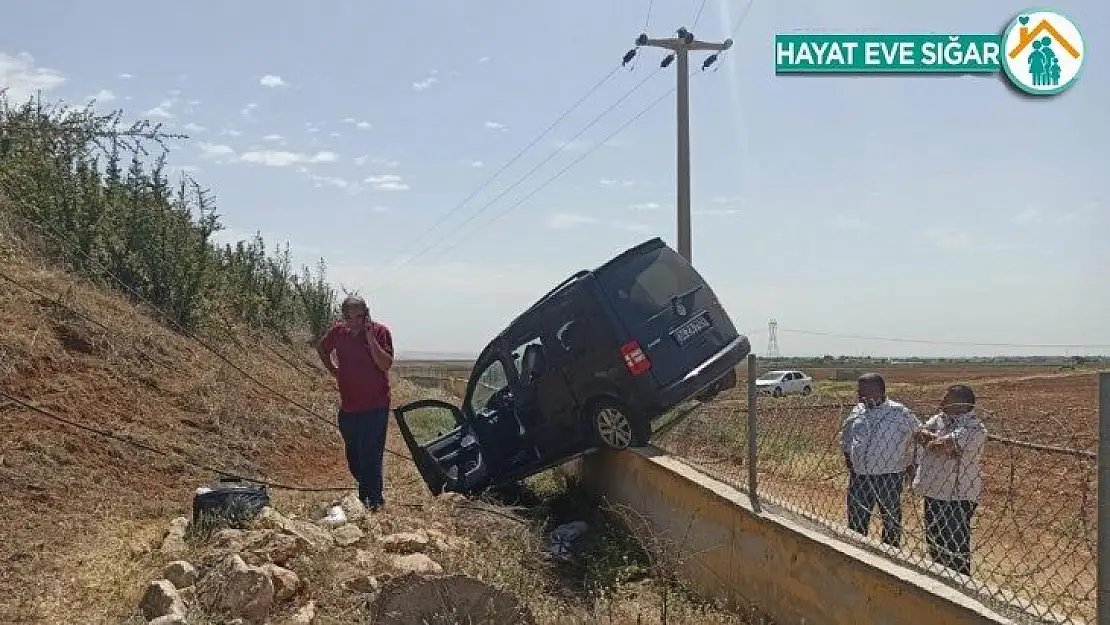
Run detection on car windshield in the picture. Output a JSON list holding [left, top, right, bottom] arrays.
[[758, 373, 784, 381]]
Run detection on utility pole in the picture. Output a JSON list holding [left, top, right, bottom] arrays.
[[634, 27, 732, 263]]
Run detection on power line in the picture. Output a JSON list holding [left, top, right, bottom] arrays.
[[1, 390, 355, 492], [367, 66, 665, 291], [778, 327, 1110, 350], [389, 69, 699, 274], [371, 63, 626, 277], [692, 0, 709, 30]]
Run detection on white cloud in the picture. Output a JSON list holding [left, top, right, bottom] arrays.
[[307, 174, 349, 189], [600, 179, 634, 187], [547, 213, 598, 230], [241, 103, 258, 121], [354, 155, 369, 166], [0, 52, 66, 102], [478, 57, 490, 64], [484, 121, 508, 131], [222, 128, 243, 137], [239, 150, 338, 167], [694, 208, 741, 216], [356, 121, 371, 130], [147, 106, 173, 119], [262, 134, 284, 142], [86, 89, 116, 102], [365, 174, 409, 191], [629, 202, 664, 211], [182, 122, 207, 133], [470, 161, 484, 168], [1015, 208, 1039, 223], [413, 76, 438, 91], [329, 131, 341, 138], [259, 74, 287, 87], [198, 143, 236, 162], [118, 72, 134, 79], [305, 122, 321, 134]]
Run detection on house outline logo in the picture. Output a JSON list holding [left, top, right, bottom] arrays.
[[1000, 8, 1085, 95]]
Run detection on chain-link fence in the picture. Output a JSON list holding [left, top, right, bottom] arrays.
[[654, 357, 1101, 625]]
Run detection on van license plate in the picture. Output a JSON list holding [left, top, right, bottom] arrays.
[[672, 313, 711, 345]]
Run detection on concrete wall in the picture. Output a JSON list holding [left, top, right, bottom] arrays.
[[562, 446, 1016, 625]]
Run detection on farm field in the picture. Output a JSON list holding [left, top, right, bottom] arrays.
[[653, 365, 1101, 625]]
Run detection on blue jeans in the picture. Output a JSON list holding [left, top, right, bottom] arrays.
[[847, 472, 904, 548], [338, 408, 389, 507]]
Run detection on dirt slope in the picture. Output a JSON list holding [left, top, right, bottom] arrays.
[[0, 255, 762, 625]]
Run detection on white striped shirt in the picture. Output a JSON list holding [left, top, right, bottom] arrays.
[[912, 411, 988, 502], [839, 399, 920, 475]]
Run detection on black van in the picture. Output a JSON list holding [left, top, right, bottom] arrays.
[[392, 237, 751, 495]]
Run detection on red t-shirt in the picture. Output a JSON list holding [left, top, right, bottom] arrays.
[[321, 321, 394, 412]]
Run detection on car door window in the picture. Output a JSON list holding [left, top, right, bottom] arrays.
[[467, 358, 509, 415]]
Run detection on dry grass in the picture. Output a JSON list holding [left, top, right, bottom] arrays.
[[0, 252, 766, 624]]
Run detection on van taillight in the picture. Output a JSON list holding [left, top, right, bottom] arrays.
[[620, 341, 651, 376]]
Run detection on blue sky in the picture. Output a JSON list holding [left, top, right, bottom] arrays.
[[2, 0, 1106, 358]]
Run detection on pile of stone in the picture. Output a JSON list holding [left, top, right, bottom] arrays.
[[135, 492, 519, 624]]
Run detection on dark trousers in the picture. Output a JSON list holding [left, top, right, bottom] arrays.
[[924, 497, 977, 576], [338, 408, 389, 507], [847, 472, 904, 548]]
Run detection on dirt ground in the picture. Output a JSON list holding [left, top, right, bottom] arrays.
[[654, 366, 1101, 624], [0, 257, 770, 625]]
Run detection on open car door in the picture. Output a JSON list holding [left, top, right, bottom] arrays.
[[392, 399, 489, 495]]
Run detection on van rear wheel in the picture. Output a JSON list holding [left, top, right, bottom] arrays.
[[588, 400, 649, 450]]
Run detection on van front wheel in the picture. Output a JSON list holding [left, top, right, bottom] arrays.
[[588, 400, 649, 450]]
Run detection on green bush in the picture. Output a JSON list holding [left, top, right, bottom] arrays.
[[0, 90, 339, 343]]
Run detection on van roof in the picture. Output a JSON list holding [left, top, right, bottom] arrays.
[[493, 237, 668, 343]]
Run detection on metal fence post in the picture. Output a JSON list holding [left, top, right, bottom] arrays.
[[1099, 372, 1109, 625], [747, 353, 760, 513]]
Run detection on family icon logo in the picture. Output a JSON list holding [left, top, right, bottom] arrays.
[[1000, 9, 1085, 95], [773, 8, 1085, 97]]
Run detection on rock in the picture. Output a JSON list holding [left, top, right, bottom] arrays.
[[380, 530, 430, 554], [261, 563, 301, 603], [437, 492, 468, 506], [286, 600, 317, 624], [340, 493, 366, 520], [333, 523, 364, 547], [248, 530, 301, 566], [254, 506, 291, 531], [370, 574, 535, 625], [288, 518, 335, 552], [139, 579, 186, 621], [162, 560, 197, 588], [389, 553, 443, 575], [200, 553, 275, 625], [342, 574, 380, 593], [148, 615, 188, 625], [425, 528, 472, 553], [160, 516, 189, 556]]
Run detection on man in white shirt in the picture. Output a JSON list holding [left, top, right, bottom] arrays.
[[839, 373, 920, 548], [912, 384, 987, 576]]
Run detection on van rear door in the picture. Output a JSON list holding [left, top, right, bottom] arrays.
[[596, 242, 738, 389]]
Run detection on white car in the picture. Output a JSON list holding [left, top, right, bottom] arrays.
[[755, 370, 813, 397]]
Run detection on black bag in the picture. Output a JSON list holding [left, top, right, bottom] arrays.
[[192, 477, 270, 524]]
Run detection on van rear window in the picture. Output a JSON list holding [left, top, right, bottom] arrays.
[[599, 247, 700, 318]]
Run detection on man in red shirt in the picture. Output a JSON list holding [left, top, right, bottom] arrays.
[[317, 295, 395, 510]]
